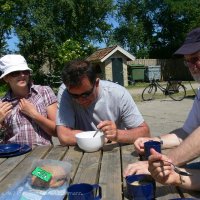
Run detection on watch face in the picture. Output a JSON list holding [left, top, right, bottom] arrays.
[[157, 136, 163, 144]]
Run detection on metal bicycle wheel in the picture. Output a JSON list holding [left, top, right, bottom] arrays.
[[168, 83, 186, 101], [142, 84, 157, 101]]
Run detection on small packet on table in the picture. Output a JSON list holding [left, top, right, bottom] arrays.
[[0, 159, 72, 200]]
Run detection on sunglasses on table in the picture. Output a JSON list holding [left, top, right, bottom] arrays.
[[9, 70, 30, 77], [67, 84, 95, 99]]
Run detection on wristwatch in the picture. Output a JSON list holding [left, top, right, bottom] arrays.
[[157, 136, 163, 145]]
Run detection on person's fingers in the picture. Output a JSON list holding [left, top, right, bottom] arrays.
[[0, 102, 7, 108], [123, 161, 149, 177], [98, 121, 117, 141], [149, 163, 172, 174], [2, 104, 12, 112], [97, 120, 110, 129], [0, 102, 11, 108], [0, 102, 12, 114], [148, 149, 162, 165], [134, 139, 142, 150], [149, 166, 171, 181]]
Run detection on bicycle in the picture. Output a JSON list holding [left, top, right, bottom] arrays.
[[142, 78, 186, 101]]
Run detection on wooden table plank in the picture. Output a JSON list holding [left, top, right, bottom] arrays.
[[0, 145, 52, 193], [73, 150, 102, 184], [0, 158, 7, 164], [0, 154, 29, 182], [0, 146, 36, 182], [44, 145, 68, 160], [62, 146, 83, 181], [99, 143, 122, 200]]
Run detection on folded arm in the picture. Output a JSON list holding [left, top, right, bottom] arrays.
[[19, 99, 57, 136]]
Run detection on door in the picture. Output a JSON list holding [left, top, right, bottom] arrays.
[[112, 58, 124, 86]]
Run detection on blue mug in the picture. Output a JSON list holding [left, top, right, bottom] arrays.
[[144, 140, 161, 160], [67, 183, 102, 200], [126, 174, 155, 200]]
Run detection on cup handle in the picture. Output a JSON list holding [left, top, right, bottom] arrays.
[[93, 184, 102, 200]]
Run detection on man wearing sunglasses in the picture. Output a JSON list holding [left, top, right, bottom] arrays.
[[124, 28, 200, 188], [56, 59, 150, 146]]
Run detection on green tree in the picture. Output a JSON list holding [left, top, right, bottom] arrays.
[[113, 0, 200, 58], [57, 39, 96, 65], [0, 0, 19, 55], [10, 0, 114, 74]]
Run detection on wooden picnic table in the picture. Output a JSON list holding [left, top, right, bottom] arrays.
[[0, 143, 200, 199]]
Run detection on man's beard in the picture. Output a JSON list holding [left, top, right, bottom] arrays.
[[192, 73, 200, 83]]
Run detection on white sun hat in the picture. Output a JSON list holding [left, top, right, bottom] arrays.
[[0, 54, 32, 79]]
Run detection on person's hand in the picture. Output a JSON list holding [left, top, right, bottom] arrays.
[[97, 120, 118, 142], [148, 149, 181, 185], [0, 102, 12, 122], [123, 161, 150, 177], [134, 137, 152, 155], [19, 98, 39, 119]]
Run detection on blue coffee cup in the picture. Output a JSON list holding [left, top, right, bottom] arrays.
[[67, 183, 102, 200], [126, 174, 155, 200], [144, 140, 161, 160]]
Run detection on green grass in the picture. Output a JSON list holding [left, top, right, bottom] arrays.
[[126, 82, 149, 89], [126, 80, 196, 89]]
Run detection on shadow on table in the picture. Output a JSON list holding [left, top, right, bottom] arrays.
[[155, 185, 180, 198], [122, 182, 182, 200], [103, 142, 120, 151]]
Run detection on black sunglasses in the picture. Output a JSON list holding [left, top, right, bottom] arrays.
[[67, 84, 95, 99], [9, 70, 30, 77]]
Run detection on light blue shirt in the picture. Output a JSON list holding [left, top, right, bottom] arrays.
[[183, 87, 200, 134], [56, 80, 144, 131]]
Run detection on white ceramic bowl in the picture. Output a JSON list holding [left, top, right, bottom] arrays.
[[75, 131, 105, 152]]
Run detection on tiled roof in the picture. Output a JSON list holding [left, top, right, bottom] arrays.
[[86, 45, 118, 62]]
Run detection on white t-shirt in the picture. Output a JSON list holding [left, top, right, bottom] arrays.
[[56, 80, 144, 131], [183, 88, 200, 134]]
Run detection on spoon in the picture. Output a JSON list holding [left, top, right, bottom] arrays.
[[93, 129, 100, 137], [163, 160, 192, 176]]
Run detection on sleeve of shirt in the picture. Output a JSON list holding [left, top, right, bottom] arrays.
[[56, 84, 75, 128], [183, 90, 200, 134], [120, 88, 144, 128], [42, 86, 57, 106]]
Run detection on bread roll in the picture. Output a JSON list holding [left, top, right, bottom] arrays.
[[31, 165, 66, 188]]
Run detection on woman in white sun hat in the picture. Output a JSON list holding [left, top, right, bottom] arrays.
[[0, 54, 57, 146]]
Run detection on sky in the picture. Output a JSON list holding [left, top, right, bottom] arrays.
[[7, 31, 108, 51], [6, 17, 119, 51], [6, 32, 19, 51]]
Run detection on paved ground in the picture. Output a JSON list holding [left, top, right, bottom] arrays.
[[130, 82, 199, 137], [137, 98, 194, 137], [53, 82, 200, 144]]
